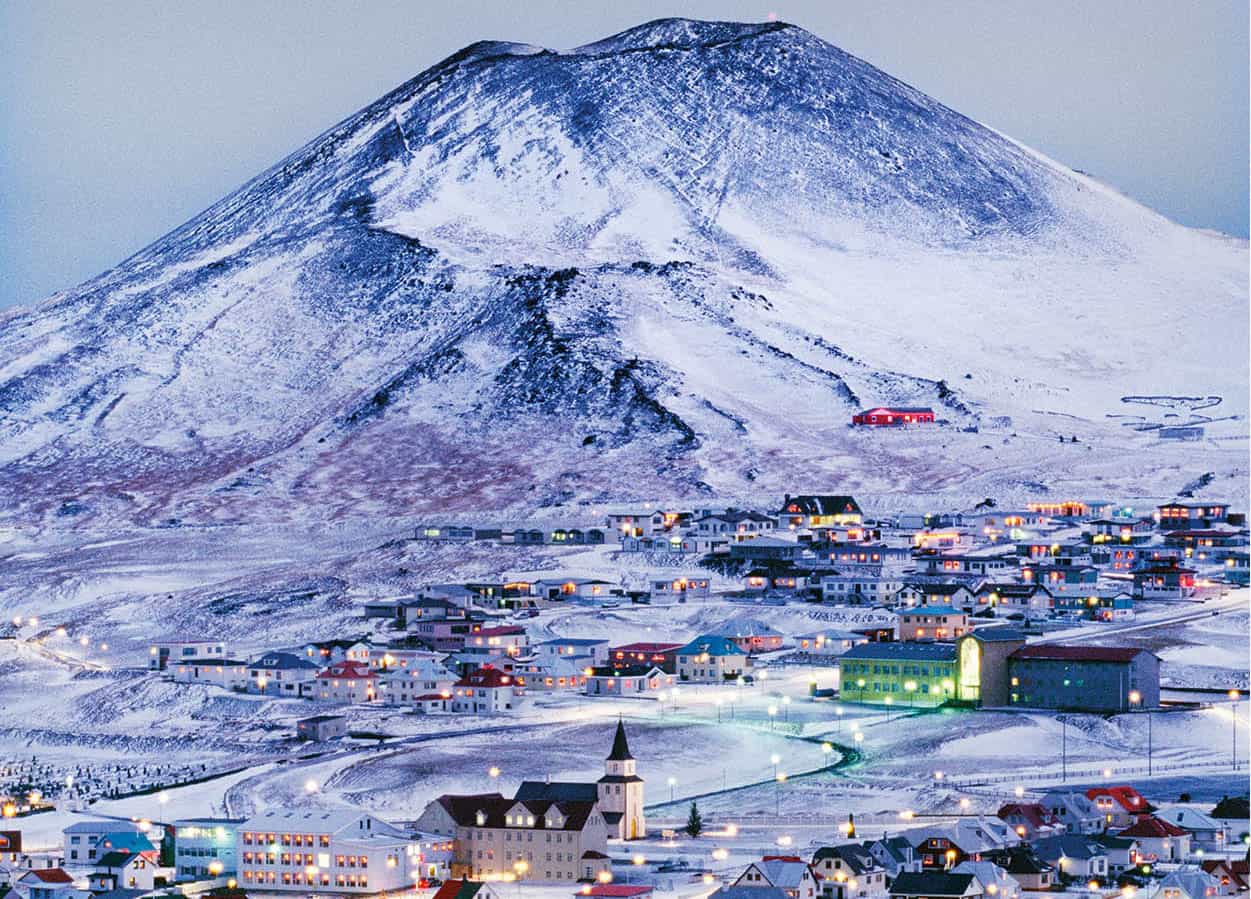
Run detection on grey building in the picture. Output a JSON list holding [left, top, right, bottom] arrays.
[[173, 817, 244, 878], [296, 714, 348, 741], [1007, 645, 1160, 712]]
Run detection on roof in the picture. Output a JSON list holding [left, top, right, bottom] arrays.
[[455, 666, 518, 688], [608, 719, 633, 761], [1119, 815, 1188, 838], [63, 820, 142, 835], [578, 886, 653, 898], [611, 642, 684, 653], [537, 638, 608, 647], [889, 872, 976, 896], [515, 782, 599, 804], [1011, 644, 1152, 663], [298, 714, 346, 725], [434, 793, 597, 831], [250, 651, 320, 671], [1156, 807, 1223, 831], [998, 803, 1058, 830], [841, 642, 958, 662], [857, 407, 934, 414], [317, 660, 375, 679], [433, 880, 492, 899], [588, 664, 663, 678], [1032, 835, 1107, 863], [901, 605, 968, 617], [748, 859, 815, 890], [677, 635, 746, 656], [966, 627, 1027, 643], [812, 844, 881, 874], [21, 869, 75, 884], [711, 887, 791, 899], [97, 850, 151, 869], [778, 495, 862, 516], [1086, 785, 1154, 812]]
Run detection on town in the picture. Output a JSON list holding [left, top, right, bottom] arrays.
[[0, 491, 1246, 899]]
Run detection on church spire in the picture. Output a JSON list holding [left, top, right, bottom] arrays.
[[607, 718, 634, 761]]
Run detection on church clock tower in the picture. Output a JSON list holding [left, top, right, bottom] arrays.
[[598, 720, 645, 840]]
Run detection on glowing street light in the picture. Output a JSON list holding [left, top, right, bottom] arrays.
[[305, 779, 319, 794], [667, 776, 677, 802]]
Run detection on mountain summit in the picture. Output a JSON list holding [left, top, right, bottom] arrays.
[[0, 19, 1245, 525]]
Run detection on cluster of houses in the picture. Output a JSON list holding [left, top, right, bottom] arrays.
[[146, 495, 1248, 719], [713, 787, 1248, 899], [411, 495, 1246, 610], [6, 727, 1247, 899]]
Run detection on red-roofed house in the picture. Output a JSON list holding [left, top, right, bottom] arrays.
[[1119, 816, 1190, 862], [576, 886, 655, 899], [17, 868, 80, 899], [608, 642, 684, 673], [1201, 858, 1249, 896], [997, 803, 1062, 839], [452, 666, 525, 714], [852, 407, 935, 427], [314, 660, 379, 703], [1086, 786, 1155, 828]]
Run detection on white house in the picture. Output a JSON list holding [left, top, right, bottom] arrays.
[[237, 809, 421, 893]]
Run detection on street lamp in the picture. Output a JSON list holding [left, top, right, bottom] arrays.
[[903, 681, 918, 712], [1230, 690, 1241, 768], [774, 771, 787, 817], [668, 776, 677, 802], [767, 704, 778, 729], [1129, 690, 1152, 776], [782, 695, 791, 721], [304, 779, 319, 794], [715, 697, 723, 723], [770, 753, 781, 779], [836, 706, 845, 732]]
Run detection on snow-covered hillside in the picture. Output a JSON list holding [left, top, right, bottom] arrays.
[[0, 18, 1245, 527]]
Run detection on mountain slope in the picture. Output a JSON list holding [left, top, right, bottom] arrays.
[[0, 18, 1245, 526]]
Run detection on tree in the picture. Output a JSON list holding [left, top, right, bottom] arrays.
[[685, 801, 703, 838]]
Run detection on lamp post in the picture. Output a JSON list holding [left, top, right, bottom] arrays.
[[667, 777, 676, 803], [782, 695, 791, 722], [904, 680, 917, 713], [767, 704, 778, 730], [1230, 690, 1241, 768], [774, 772, 787, 817], [1129, 690, 1152, 776], [1060, 715, 1067, 783], [836, 706, 845, 733], [770, 753, 781, 780]]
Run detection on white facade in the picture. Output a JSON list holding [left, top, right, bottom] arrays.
[[237, 810, 420, 894]]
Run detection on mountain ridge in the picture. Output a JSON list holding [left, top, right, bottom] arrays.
[[0, 18, 1245, 528]]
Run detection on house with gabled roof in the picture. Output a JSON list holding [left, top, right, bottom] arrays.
[[1157, 807, 1231, 852], [734, 857, 821, 899], [246, 651, 320, 696], [951, 861, 1019, 899], [676, 635, 751, 682], [451, 665, 524, 714], [16, 869, 83, 899], [88, 849, 168, 893], [811, 844, 888, 899], [1031, 835, 1109, 884], [1038, 791, 1104, 834], [889, 872, 982, 899], [432, 880, 502, 899], [777, 495, 863, 528], [314, 659, 380, 704], [1119, 815, 1190, 863]]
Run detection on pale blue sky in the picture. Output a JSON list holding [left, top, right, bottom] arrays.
[[1, 0, 1246, 310]]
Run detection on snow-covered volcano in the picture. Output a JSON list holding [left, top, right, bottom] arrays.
[[0, 18, 1246, 526]]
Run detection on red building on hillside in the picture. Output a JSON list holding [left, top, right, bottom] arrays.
[[852, 407, 935, 426]]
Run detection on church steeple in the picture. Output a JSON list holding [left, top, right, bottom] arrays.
[[607, 719, 634, 761]]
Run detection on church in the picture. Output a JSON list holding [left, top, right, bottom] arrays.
[[414, 722, 647, 882], [513, 720, 646, 841]]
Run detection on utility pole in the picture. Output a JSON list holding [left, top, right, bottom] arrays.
[[1061, 716, 1067, 783]]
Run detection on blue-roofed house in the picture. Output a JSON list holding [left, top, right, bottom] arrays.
[[676, 635, 751, 682]]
